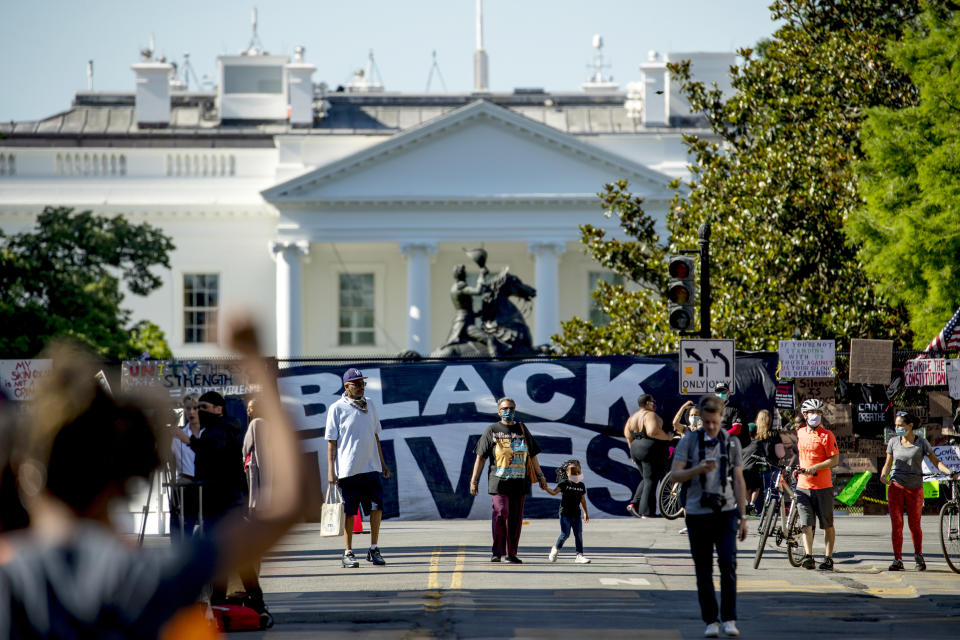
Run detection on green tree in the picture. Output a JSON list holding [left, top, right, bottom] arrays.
[[0, 206, 175, 358], [556, 0, 925, 355], [848, 5, 960, 348]]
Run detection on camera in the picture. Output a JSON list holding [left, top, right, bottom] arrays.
[[700, 492, 726, 513]]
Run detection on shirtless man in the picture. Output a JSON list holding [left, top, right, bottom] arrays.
[[625, 394, 674, 518]]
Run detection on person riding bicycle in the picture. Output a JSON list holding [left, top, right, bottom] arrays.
[[741, 410, 785, 515], [880, 410, 958, 571], [795, 398, 839, 571]]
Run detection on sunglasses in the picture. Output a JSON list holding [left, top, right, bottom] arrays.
[[895, 411, 908, 417]]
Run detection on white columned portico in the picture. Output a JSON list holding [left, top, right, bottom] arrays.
[[528, 240, 566, 345], [270, 240, 309, 359], [400, 241, 437, 354]]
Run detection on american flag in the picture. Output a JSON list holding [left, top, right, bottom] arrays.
[[923, 304, 960, 353]]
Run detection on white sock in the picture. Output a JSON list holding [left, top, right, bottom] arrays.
[[370, 544, 378, 551], [344, 549, 352, 555]]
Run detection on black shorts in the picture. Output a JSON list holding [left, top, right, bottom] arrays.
[[796, 487, 834, 530], [338, 471, 384, 516]]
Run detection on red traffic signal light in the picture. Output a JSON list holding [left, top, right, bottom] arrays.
[[666, 255, 696, 332]]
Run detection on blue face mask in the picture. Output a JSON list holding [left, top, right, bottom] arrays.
[[499, 408, 516, 423], [717, 393, 728, 402], [895, 427, 907, 436]]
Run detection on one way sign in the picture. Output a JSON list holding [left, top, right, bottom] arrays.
[[679, 339, 736, 395]]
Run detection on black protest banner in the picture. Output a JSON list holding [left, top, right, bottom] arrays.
[[278, 354, 777, 519]]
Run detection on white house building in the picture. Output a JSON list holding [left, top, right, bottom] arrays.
[[0, 36, 734, 359]]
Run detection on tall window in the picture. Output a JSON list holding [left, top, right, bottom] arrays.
[[589, 271, 624, 326], [339, 273, 375, 345], [183, 274, 219, 343]]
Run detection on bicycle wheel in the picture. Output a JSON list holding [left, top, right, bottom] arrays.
[[786, 506, 803, 568], [753, 499, 777, 569], [939, 501, 960, 574], [657, 473, 684, 520]]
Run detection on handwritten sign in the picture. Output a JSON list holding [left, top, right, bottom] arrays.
[[778, 340, 835, 378], [121, 360, 260, 399], [849, 339, 893, 385], [835, 455, 878, 475], [904, 358, 947, 387], [795, 377, 835, 404], [0, 359, 52, 401], [857, 438, 887, 458], [923, 445, 960, 479], [824, 402, 853, 437], [947, 359, 960, 400]]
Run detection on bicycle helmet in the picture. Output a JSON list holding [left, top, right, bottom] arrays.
[[800, 398, 825, 413]]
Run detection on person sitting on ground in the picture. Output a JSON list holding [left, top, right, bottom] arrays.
[[0, 315, 303, 638], [880, 410, 958, 571]]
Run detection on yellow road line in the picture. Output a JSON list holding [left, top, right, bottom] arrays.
[[427, 546, 441, 590], [450, 545, 466, 590]]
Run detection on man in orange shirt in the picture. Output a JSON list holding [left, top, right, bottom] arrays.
[[795, 398, 840, 570]]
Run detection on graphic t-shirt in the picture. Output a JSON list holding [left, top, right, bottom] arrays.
[[886, 435, 934, 490], [557, 480, 586, 517], [796, 426, 839, 490], [474, 422, 542, 496]]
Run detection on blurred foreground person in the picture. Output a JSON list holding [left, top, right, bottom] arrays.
[[0, 316, 303, 638]]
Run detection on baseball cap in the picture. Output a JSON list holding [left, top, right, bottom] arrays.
[[342, 368, 367, 384], [714, 382, 729, 394]]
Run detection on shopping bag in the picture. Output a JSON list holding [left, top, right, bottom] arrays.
[[320, 484, 345, 537]]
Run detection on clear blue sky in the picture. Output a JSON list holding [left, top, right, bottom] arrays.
[[0, 0, 780, 122]]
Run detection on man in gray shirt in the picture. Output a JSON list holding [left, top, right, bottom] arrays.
[[671, 395, 748, 639]]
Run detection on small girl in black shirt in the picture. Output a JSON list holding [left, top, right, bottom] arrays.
[[546, 459, 591, 563]]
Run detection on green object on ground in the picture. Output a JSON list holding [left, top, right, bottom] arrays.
[[837, 472, 873, 505]]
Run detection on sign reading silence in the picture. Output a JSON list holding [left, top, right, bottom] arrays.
[[678, 339, 736, 395]]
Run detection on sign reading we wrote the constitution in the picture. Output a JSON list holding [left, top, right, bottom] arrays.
[[778, 340, 835, 379]]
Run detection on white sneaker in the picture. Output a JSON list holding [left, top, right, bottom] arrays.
[[722, 620, 739, 637], [548, 547, 558, 562], [704, 622, 720, 638], [574, 554, 591, 564]]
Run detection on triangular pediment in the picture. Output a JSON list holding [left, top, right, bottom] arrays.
[[262, 100, 675, 203]]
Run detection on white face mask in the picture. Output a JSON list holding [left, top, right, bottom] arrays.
[[689, 415, 702, 428], [568, 474, 584, 483], [806, 413, 822, 428]]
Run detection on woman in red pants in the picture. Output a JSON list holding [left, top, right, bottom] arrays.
[[880, 411, 958, 571]]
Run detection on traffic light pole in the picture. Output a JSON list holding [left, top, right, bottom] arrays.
[[698, 223, 711, 339]]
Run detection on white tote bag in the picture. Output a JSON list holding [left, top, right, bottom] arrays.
[[320, 484, 345, 537]]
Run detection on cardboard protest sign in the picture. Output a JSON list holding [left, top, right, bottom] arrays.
[[947, 359, 960, 400], [778, 340, 835, 379], [0, 359, 52, 401], [795, 378, 835, 404], [834, 455, 878, 475], [121, 360, 261, 399], [928, 391, 952, 418], [923, 445, 960, 479], [849, 339, 893, 385], [904, 358, 947, 387], [824, 403, 853, 438]]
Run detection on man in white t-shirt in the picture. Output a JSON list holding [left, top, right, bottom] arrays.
[[326, 367, 391, 568]]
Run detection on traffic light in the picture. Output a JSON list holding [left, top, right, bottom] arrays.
[[666, 255, 696, 332]]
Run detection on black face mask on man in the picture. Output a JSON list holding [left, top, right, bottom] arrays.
[[198, 409, 220, 429]]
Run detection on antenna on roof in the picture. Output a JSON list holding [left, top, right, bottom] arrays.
[[170, 52, 201, 91], [244, 7, 267, 55], [346, 49, 385, 93], [87, 60, 94, 91], [581, 34, 619, 93], [426, 50, 447, 92], [473, 0, 489, 92]]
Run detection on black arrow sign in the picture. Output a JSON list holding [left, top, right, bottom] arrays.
[[710, 348, 731, 377], [685, 348, 705, 377]]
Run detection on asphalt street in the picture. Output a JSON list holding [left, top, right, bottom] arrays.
[[214, 514, 959, 639]]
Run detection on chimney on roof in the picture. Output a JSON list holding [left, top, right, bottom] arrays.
[[473, 0, 489, 92], [132, 58, 173, 127], [287, 46, 316, 127], [636, 50, 667, 126]]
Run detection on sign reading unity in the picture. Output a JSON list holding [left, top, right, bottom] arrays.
[[279, 354, 778, 520], [121, 360, 261, 399]]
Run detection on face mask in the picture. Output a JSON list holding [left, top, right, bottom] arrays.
[[806, 414, 822, 428], [499, 408, 515, 423], [568, 473, 584, 483], [895, 427, 907, 436], [689, 416, 702, 428], [198, 409, 220, 429], [717, 393, 728, 402], [748, 422, 757, 434]]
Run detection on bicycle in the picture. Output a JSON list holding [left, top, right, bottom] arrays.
[[753, 456, 804, 569], [657, 471, 684, 520], [939, 474, 960, 574]]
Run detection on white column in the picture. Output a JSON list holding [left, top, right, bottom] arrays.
[[400, 241, 437, 355], [528, 240, 566, 345], [270, 240, 309, 359]]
